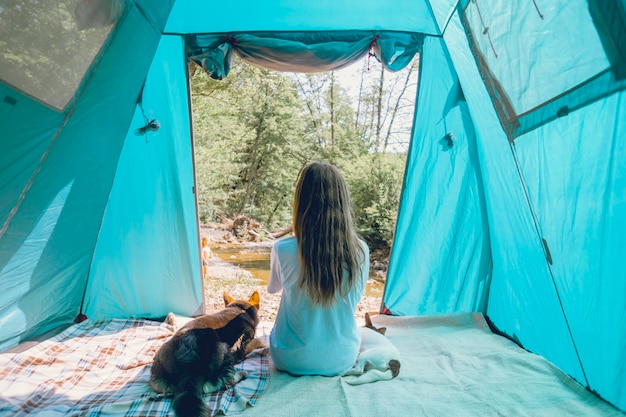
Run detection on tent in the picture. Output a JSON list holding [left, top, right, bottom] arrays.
[[0, 0, 624, 413]]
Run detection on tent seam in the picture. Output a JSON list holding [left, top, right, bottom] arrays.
[[508, 141, 590, 389]]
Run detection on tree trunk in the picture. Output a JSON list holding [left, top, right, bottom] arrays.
[[355, 60, 366, 131], [239, 118, 263, 214], [295, 75, 318, 129], [383, 59, 416, 153], [375, 65, 385, 152]]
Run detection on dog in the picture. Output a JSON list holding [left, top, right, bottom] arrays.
[[343, 312, 401, 385], [149, 291, 261, 417]]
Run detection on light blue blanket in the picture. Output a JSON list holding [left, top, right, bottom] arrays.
[[249, 313, 623, 416]]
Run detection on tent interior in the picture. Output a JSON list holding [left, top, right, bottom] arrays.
[[0, 0, 624, 415]]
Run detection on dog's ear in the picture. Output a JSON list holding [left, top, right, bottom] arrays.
[[223, 291, 235, 306], [248, 291, 260, 310], [364, 312, 386, 335], [365, 312, 373, 328]]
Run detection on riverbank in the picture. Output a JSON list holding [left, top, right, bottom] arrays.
[[203, 252, 383, 324], [201, 224, 383, 324]]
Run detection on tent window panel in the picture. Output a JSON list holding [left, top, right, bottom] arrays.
[[460, 0, 626, 139], [187, 31, 422, 80], [462, 0, 608, 115], [0, 0, 123, 111]]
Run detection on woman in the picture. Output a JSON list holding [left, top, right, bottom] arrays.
[[268, 161, 370, 376]]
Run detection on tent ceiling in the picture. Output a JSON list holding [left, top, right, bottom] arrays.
[[165, 0, 441, 35]]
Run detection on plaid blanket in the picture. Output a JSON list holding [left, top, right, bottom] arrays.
[[0, 318, 269, 416]]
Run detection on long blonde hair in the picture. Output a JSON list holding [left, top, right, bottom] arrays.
[[292, 162, 364, 306]]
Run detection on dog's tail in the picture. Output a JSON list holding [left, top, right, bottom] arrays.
[[343, 368, 394, 385], [389, 359, 401, 378], [172, 381, 208, 417]]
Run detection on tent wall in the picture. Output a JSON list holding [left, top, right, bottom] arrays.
[[437, 5, 626, 410], [383, 35, 492, 315], [83, 35, 203, 320], [438, 6, 586, 383], [0, 1, 174, 350], [510, 90, 626, 411]]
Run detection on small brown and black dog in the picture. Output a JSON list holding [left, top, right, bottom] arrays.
[[149, 292, 261, 417]]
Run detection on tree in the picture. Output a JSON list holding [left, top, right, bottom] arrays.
[[353, 58, 417, 153], [192, 54, 419, 253], [192, 59, 308, 228], [345, 153, 406, 250], [292, 72, 367, 165]]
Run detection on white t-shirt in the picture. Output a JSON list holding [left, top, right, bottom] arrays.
[[268, 236, 370, 376]]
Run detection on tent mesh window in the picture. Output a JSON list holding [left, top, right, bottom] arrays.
[[460, 0, 626, 140], [0, 0, 123, 111]]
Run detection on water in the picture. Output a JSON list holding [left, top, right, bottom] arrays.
[[210, 244, 384, 298]]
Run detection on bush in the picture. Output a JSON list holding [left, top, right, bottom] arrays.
[[344, 154, 406, 252]]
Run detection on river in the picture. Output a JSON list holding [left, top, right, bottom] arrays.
[[210, 244, 385, 298]]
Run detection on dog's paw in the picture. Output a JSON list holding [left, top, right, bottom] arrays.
[[202, 381, 221, 394], [244, 337, 266, 355], [236, 370, 248, 382], [165, 312, 176, 326], [231, 370, 247, 385]]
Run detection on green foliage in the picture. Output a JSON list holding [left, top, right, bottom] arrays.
[[192, 61, 307, 228], [191, 56, 415, 253], [344, 154, 406, 251]]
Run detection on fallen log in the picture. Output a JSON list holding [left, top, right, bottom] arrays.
[[268, 226, 293, 240]]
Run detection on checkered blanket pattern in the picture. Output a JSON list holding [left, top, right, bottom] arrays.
[[0, 318, 269, 416]]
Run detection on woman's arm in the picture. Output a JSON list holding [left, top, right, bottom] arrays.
[[267, 245, 283, 294]]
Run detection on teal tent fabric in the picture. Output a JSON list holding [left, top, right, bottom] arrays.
[[510, 91, 626, 410], [83, 35, 203, 320], [442, 7, 588, 387], [188, 31, 423, 79], [383, 35, 492, 315], [0, 2, 170, 350], [441, 5, 626, 409], [165, 0, 440, 34]]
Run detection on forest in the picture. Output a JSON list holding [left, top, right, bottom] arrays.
[[190, 55, 419, 255]]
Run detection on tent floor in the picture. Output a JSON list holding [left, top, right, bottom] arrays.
[[0, 313, 622, 416], [248, 313, 623, 416]]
